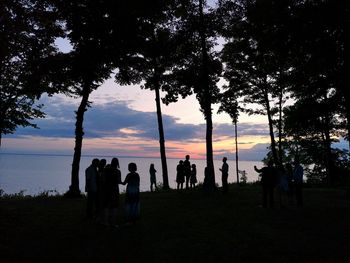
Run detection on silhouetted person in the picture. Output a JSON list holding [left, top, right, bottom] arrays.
[[183, 155, 191, 189], [85, 158, 99, 219], [101, 158, 121, 226], [149, 163, 157, 192], [219, 157, 229, 194], [190, 163, 197, 188], [96, 158, 107, 218], [122, 162, 140, 225], [254, 160, 277, 208], [277, 164, 288, 208], [286, 162, 294, 204], [176, 160, 185, 190], [293, 159, 304, 206], [98, 159, 107, 175]]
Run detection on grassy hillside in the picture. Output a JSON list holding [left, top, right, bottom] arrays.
[[1, 185, 349, 262]]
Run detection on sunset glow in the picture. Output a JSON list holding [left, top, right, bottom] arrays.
[[2, 77, 270, 160]]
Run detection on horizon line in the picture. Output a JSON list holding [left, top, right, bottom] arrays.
[[0, 151, 262, 162]]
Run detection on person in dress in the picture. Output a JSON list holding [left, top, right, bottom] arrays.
[[85, 158, 100, 219], [176, 160, 185, 190], [149, 163, 157, 192], [123, 162, 140, 225], [190, 163, 197, 188], [101, 158, 122, 226], [219, 157, 229, 194], [183, 155, 191, 189]]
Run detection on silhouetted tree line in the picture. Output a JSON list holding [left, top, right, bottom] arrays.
[[1, 0, 349, 194]]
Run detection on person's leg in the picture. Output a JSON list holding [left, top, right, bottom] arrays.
[[269, 187, 274, 208], [110, 208, 117, 226], [86, 192, 93, 218], [296, 183, 303, 206], [262, 186, 267, 208], [223, 175, 228, 193], [103, 208, 109, 226]]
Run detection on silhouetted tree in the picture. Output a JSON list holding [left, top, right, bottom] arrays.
[[164, 0, 222, 190], [283, 97, 342, 183], [218, 90, 242, 184], [55, 0, 114, 196], [284, 0, 348, 183], [115, 0, 177, 190], [0, 0, 63, 146], [219, 0, 295, 166]]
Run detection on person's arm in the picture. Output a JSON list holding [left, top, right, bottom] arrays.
[[121, 174, 129, 185], [254, 166, 262, 173], [117, 170, 122, 184], [85, 168, 90, 192]]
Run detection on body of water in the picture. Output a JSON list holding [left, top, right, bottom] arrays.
[[0, 154, 262, 195]]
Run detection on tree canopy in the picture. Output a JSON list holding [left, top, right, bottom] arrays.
[[2, 0, 349, 185]]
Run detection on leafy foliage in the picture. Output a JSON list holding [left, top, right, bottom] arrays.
[[0, 0, 63, 142]]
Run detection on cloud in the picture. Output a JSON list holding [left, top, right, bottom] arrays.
[[4, 95, 272, 160], [213, 123, 269, 137], [10, 96, 204, 141], [11, 95, 269, 142], [213, 143, 269, 161]]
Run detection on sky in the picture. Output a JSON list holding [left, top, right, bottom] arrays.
[[0, 0, 275, 161], [2, 71, 272, 160], [3, 1, 349, 161]]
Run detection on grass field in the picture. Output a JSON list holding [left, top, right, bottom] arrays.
[[1, 185, 349, 262]]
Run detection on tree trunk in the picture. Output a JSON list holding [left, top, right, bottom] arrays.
[[150, 43, 170, 190], [234, 119, 239, 184], [263, 83, 279, 166], [278, 86, 283, 164], [154, 84, 169, 189], [322, 96, 334, 185], [66, 81, 91, 197], [199, 0, 215, 190], [345, 94, 350, 152], [205, 104, 215, 186]]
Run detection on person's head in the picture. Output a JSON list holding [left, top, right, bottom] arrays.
[[267, 160, 274, 167], [111, 158, 120, 169], [293, 157, 300, 165], [223, 157, 227, 163], [278, 164, 285, 172], [150, 163, 154, 169], [128, 162, 137, 172], [179, 160, 183, 164], [99, 159, 107, 169], [92, 158, 99, 167], [191, 164, 196, 168], [185, 155, 190, 160]]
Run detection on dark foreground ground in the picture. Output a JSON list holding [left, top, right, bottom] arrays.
[[1, 185, 350, 263]]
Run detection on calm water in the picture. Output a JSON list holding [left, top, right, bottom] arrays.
[[0, 154, 262, 195]]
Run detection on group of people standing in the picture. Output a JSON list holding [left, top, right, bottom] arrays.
[[176, 155, 198, 190], [85, 158, 140, 227], [254, 158, 304, 208]]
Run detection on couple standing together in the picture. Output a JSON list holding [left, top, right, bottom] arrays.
[[85, 158, 140, 227]]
